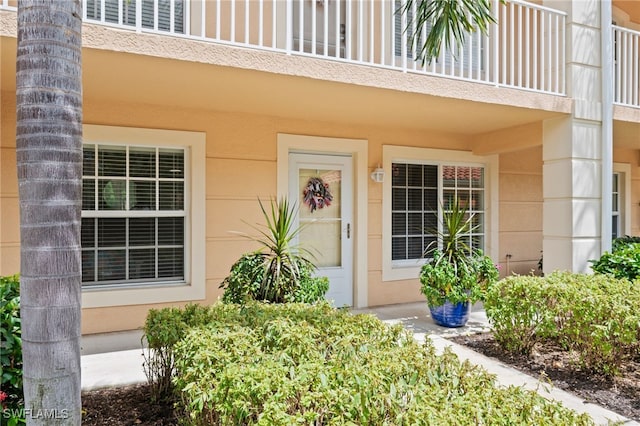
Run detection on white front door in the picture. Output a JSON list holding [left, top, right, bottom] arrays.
[[289, 153, 353, 307]]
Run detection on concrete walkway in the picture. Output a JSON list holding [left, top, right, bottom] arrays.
[[81, 302, 639, 425]]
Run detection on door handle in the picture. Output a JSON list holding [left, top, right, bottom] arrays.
[[347, 223, 350, 239]]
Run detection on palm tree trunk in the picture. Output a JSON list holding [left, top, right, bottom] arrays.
[[16, 1, 83, 424]]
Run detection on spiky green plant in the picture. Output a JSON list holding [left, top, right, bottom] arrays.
[[234, 198, 318, 303], [420, 197, 498, 306]]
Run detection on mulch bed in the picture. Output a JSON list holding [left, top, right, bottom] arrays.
[[450, 332, 640, 422], [81, 332, 640, 425]]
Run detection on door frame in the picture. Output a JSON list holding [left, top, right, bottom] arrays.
[[277, 133, 368, 308]]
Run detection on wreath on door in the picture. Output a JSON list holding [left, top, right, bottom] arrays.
[[303, 177, 333, 213]]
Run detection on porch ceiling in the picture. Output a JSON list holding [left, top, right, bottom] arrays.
[[1, 35, 569, 136]]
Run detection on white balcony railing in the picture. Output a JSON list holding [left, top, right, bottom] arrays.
[[2, 0, 570, 95], [613, 25, 640, 109]]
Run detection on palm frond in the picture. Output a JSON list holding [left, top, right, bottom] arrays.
[[401, 0, 496, 65]]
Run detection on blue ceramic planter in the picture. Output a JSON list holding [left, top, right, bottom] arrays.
[[429, 300, 471, 328]]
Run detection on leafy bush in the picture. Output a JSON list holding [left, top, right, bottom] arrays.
[[220, 198, 328, 304], [486, 271, 640, 375], [590, 240, 640, 280], [172, 302, 593, 425], [0, 275, 24, 425], [220, 252, 328, 304], [142, 304, 216, 399]]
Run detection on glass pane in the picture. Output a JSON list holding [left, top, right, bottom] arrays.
[[158, 217, 184, 245], [129, 249, 155, 279], [471, 190, 484, 211], [98, 218, 126, 247], [97, 249, 126, 281], [392, 237, 406, 260], [129, 218, 155, 246], [160, 181, 184, 210], [98, 145, 126, 177], [407, 237, 423, 259], [83, 145, 95, 176], [423, 189, 437, 211], [442, 166, 456, 187], [158, 248, 184, 278], [82, 179, 96, 210], [392, 188, 406, 210], [443, 190, 456, 209], [129, 147, 156, 178], [159, 148, 184, 178], [392, 213, 406, 236], [612, 193, 619, 212], [457, 167, 471, 188], [392, 163, 406, 186], [423, 214, 437, 233], [407, 164, 422, 187], [81, 218, 95, 248], [472, 213, 484, 233], [471, 167, 484, 188], [99, 179, 127, 210], [423, 165, 437, 187], [82, 251, 95, 283], [300, 222, 341, 267], [299, 168, 342, 267], [407, 189, 422, 210], [612, 215, 619, 239], [131, 180, 156, 210], [612, 173, 619, 192], [408, 213, 422, 235]]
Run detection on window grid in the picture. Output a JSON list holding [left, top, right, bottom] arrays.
[[391, 162, 485, 263], [82, 144, 185, 287]]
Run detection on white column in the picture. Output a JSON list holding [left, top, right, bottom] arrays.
[[542, 0, 609, 274]]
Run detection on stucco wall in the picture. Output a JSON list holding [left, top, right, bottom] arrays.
[[76, 98, 474, 334], [499, 146, 544, 276]]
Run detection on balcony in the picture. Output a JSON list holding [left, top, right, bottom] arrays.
[[1, 1, 638, 109], [0, 0, 570, 96], [614, 25, 640, 109]]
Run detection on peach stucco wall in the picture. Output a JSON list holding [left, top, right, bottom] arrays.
[[3, 92, 638, 334], [0, 90, 479, 334]]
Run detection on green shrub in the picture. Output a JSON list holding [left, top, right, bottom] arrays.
[[219, 252, 328, 304], [172, 302, 593, 426], [590, 240, 640, 280], [486, 271, 640, 375], [142, 304, 216, 400], [221, 198, 329, 304], [484, 275, 558, 354], [0, 275, 24, 425]]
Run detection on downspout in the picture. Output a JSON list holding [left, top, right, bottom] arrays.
[[601, 0, 613, 254]]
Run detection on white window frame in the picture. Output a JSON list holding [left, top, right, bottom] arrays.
[[613, 162, 631, 239], [82, 125, 206, 308], [382, 145, 498, 282]]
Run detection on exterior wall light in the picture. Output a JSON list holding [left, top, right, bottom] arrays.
[[370, 167, 384, 183]]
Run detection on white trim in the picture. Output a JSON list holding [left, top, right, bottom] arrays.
[[277, 134, 368, 308], [613, 162, 631, 238], [82, 124, 206, 308], [382, 145, 499, 281]]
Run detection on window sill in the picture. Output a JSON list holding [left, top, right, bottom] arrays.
[[82, 280, 204, 308]]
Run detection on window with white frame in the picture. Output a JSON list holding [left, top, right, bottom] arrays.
[[86, 0, 185, 33], [81, 144, 186, 287], [382, 145, 495, 282], [391, 162, 485, 264], [612, 172, 620, 239]]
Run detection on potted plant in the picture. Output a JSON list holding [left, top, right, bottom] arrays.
[[419, 198, 498, 327]]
